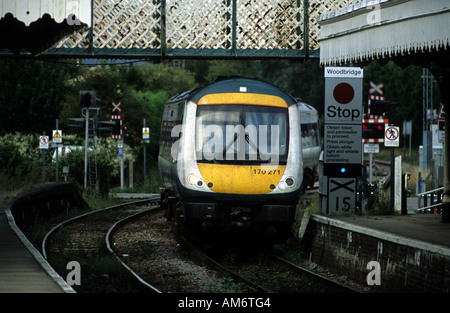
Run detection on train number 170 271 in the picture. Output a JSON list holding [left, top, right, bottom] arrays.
[[253, 169, 281, 175]]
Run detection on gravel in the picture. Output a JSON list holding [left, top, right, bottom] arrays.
[[112, 211, 241, 293]]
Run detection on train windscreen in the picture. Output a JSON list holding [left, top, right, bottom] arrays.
[[195, 105, 288, 165]]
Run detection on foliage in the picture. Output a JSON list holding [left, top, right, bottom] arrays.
[[363, 61, 431, 147], [132, 62, 197, 95], [0, 132, 40, 167], [58, 136, 132, 193], [365, 187, 393, 215], [204, 60, 261, 82], [0, 141, 28, 176], [0, 59, 79, 134], [130, 89, 167, 155], [259, 59, 324, 112], [0, 132, 49, 190]]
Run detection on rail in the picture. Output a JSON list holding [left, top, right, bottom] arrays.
[[42, 196, 161, 292], [42, 197, 159, 259], [105, 206, 163, 293]]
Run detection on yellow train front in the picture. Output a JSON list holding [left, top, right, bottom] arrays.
[[158, 77, 302, 240]]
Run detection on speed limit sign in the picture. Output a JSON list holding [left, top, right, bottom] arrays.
[[327, 177, 357, 214]]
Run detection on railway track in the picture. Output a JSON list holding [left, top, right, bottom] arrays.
[[41, 193, 363, 293], [105, 205, 163, 293], [273, 256, 363, 292], [203, 245, 362, 293], [42, 196, 161, 292], [111, 213, 360, 293], [110, 208, 263, 293], [42, 194, 256, 293]]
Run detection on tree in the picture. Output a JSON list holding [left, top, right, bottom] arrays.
[[130, 89, 167, 154], [0, 59, 79, 134], [203, 60, 261, 82], [134, 62, 197, 96], [259, 59, 324, 113], [363, 61, 431, 147]]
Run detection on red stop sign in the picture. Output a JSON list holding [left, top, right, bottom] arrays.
[[333, 83, 354, 104]]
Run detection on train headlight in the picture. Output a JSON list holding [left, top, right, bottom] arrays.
[[276, 177, 295, 192], [285, 177, 295, 187], [278, 181, 287, 190], [188, 174, 199, 185], [188, 173, 204, 187]]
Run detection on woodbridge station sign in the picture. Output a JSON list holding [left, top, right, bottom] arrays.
[[325, 67, 363, 124], [325, 67, 363, 77], [323, 66, 363, 214], [324, 66, 363, 165]]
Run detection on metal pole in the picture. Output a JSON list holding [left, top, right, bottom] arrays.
[[89, 0, 94, 51], [84, 108, 89, 189], [42, 131, 46, 181], [143, 119, 147, 184], [391, 148, 395, 211], [160, 0, 166, 58], [303, 0, 309, 58], [55, 119, 59, 182], [231, 0, 237, 55], [369, 152, 373, 185], [121, 139, 124, 189], [409, 129, 412, 159]]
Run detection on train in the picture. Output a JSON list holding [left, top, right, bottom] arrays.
[[297, 100, 321, 190], [158, 77, 320, 240]]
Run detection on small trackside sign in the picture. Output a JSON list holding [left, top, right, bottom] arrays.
[[39, 136, 49, 149], [384, 126, 400, 147]]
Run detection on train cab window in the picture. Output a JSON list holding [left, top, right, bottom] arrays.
[[196, 105, 288, 164]]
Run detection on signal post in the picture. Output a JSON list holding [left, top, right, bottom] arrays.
[[323, 67, 364, 214], [111, 101, 124, 189]]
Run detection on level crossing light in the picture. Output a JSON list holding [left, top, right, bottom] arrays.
[[362, 122, 385, 139]]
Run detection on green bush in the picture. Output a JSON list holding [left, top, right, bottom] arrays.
[[0, 141, 27, 175], [365, 188, 393, 215]]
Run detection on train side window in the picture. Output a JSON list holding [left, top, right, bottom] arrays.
[[301, 123, 319, 148]]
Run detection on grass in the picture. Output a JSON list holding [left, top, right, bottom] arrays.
[[110, 167, 161, 194], [292, 193, 319, 235]]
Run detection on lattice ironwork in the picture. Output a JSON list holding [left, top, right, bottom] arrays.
[[308, 0, 361, 50], [57, 0, 161, 49], [48, 0, 364, 59], [235, 0, 303, 50], [166, 0, 231, 50]]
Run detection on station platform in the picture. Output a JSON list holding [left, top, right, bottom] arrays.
[[306, 212, 450, 292], [329, 213, 450, 249], [0, 209, 74, 293], [114, 193, 159, 199]]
